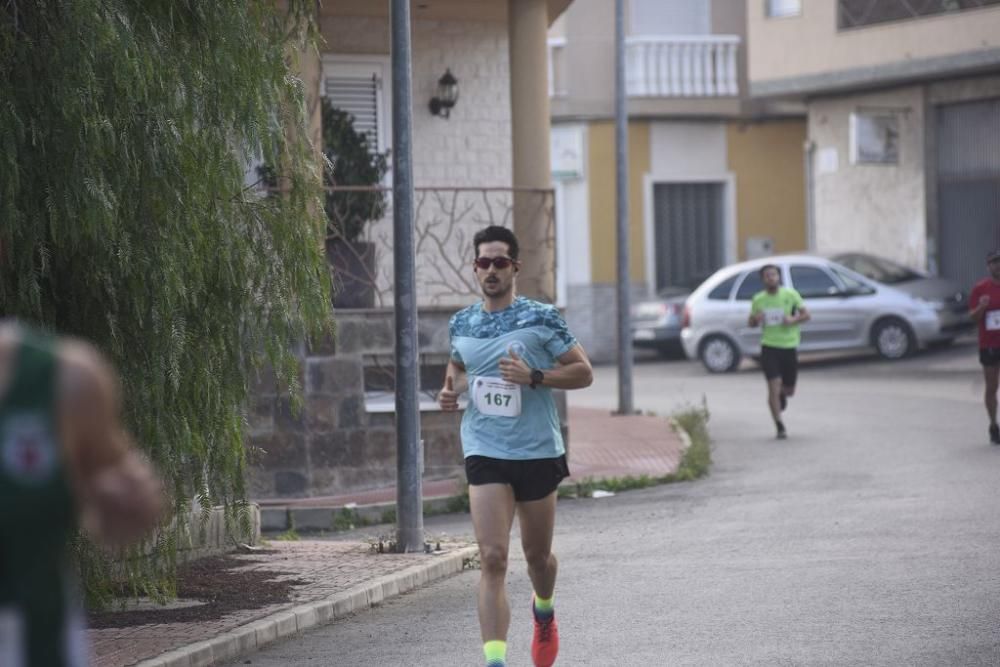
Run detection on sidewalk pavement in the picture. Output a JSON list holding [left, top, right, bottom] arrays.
[[88, 407, 686, 667]]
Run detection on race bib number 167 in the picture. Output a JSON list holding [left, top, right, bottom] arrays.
[[472, 377, 522, 418]]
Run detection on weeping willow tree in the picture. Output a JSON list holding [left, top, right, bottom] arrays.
[[0, 2, 332, 601]]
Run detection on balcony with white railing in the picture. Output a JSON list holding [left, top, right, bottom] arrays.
[[626, 35, 740, 98]]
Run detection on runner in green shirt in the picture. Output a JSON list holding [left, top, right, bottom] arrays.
[[748, 264, 811, 439], [0, 322, 163, 666]]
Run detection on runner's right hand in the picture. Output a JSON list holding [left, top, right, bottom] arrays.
[[438, 376, 459, 411], [979, 294, 990, 308]]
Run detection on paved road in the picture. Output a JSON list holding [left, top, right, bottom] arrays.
[[234, 341, 1000, 666]]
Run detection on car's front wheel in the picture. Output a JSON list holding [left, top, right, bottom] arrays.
[[699, 335, 741, 373], [872, 317, 915, 360]]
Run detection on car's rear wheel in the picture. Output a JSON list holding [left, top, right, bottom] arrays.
[[699, 335, 741, 373], [872, 317, 915, 360]]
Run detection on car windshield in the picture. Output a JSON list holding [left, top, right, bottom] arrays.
[[836, 254, 921, 285]]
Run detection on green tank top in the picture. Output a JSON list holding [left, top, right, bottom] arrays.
[[0, 329, 82, 666]]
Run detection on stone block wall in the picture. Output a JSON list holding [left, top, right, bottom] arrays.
[[566, 282, 649, 364], [247, 308, 463, 499]]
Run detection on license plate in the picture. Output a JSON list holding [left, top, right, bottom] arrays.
[[633, 329, 655, 341]]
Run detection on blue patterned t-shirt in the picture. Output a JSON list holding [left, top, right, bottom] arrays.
[[449, 296, 577, 460]]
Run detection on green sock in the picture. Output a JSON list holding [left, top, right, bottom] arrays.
[[483, 639, 506, 666], [534, 593, 554, 614]]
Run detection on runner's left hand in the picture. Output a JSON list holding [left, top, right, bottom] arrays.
[[499, 350, 531, 385]]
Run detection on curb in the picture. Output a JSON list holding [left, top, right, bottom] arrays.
[[668, 416, 693, 453], [136, 545, 480, 667], [261, 494, 464, 533]]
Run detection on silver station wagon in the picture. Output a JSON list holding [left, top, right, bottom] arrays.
[[679, 254, 972, 373]]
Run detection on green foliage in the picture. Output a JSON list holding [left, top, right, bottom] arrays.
[[332, 507, 362, 531], [558, 477, 650, 499], [322, 100, 390, 241], [273, 528, 301, 542], [0, 1, 331, 602], [668, 399, 712, 482], [442, 490, 471, 514]]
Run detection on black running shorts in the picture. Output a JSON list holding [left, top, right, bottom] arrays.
[[465, 455, 570, 502], [760, 345, 798, 387], [980, 347, 1000, 367]]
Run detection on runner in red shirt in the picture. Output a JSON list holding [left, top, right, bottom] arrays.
[[968, 249, 1000, 445]]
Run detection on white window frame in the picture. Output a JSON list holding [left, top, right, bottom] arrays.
[[321, 54, 392, 156], [642, 172, 737, 296], [547, 37, 568, 98], [629, 0, 711, 36], [765, 0, 802, 19], [849, 110, 901, 165]]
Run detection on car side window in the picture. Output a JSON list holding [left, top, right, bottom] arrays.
[[734, 272, 765, 301], [830, 267, 874, 294], [838, 255, 878, 281], [707, 275, 738, 300], [790, 265, 840, 298]]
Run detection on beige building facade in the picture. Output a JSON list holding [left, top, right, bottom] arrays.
[[300, 0, 572, 306], [250, 1, 576, 499], [748, 0, 1000, 292], [550, 0, 807, 362]]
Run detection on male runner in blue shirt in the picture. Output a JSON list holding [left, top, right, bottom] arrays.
[[438, 225, 593, 667]]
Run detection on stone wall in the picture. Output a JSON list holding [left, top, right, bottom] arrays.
[[566, 282, 648, 364], [246, 308, 463, 499]]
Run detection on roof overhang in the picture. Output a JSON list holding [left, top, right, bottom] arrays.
[[751, 47, 1000, 101]]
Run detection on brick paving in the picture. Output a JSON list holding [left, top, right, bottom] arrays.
[[566, 407, 683, 481], [85, 407, 683, 666], [87, 540, 472, 667]]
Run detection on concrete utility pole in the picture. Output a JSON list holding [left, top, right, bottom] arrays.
[[390, 0, 424, 552], [614, 0, 634, 415]]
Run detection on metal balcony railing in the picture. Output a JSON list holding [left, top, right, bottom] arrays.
[[626, 35, 740, 98]]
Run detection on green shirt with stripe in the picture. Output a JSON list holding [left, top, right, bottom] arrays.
[[0, 328, 81, 666], [751, 287, 805, 349]]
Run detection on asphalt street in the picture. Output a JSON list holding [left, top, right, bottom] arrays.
[[233, 340, 1000, 666]]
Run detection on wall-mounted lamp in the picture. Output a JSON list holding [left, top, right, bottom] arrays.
[[429, 69, 459, 119]]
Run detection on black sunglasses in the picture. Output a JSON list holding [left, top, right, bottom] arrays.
[[474, 256, 516, 270]]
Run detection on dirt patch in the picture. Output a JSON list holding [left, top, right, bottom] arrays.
[[88, 551, 306, 629]]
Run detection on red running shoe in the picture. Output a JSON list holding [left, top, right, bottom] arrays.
[[531, 600, 559, 667]]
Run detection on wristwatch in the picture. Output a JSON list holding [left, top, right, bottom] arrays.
[[529, 369, 544, 389]]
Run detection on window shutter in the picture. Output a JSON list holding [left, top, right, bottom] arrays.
[[324, 74, 381, 151]]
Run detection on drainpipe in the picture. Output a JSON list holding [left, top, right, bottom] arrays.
[[803, 138, 816, 252]]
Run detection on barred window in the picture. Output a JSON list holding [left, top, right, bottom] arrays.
[[839, 0, 1000, 30]]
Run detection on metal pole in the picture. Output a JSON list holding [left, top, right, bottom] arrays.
[[390, 0, 423, 552], [803, 139, 816, 252], [614, 0, 634, 415]]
